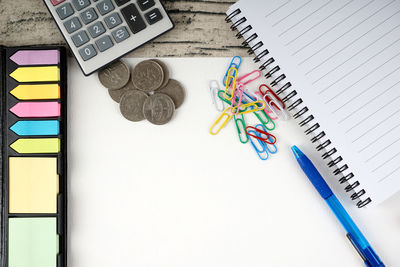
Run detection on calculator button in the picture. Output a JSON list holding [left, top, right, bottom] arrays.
[[145, 8, 162, 25], [56, 3, 74, 20], [51, 0, 66, 6], [138, 0, 155, 11], [104, 13, 122, 29], [96, 0, 115, 15], [88, 21, 106, 38], [80, 8, 98, 24], [72, 0, 91, 11], [71, 30, 90, 47], [112, 26, 130, 43], [121, 4, 146, 34], [64, 17, 82, 33], [96, 35, 114, 52], [114, 0, 129, 6], [79, 44, 97, 61]]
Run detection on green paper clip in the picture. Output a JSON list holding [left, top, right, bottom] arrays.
[[254, 110, 275, 131], [234, 114, 248, 144]]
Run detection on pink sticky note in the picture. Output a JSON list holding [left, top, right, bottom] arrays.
[[10, 50, 60, 66], [10, 102, 61, 117]]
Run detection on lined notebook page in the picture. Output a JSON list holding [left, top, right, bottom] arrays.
[[230, 0, 400, 205]]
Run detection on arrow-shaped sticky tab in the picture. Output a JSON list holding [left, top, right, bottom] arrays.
[[10, 66, 60, 82], [10, 84, 60, 100], [9, 102, 60, 118], [10, 138, 60, 154], [10, 120, 60, 136], [10, 50, 60, 65]]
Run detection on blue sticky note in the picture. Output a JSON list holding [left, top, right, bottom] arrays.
[[10, 120, 59, 136]]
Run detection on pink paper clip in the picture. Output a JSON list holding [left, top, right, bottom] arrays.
[[230, 83, 245, 114], [236, 70, 261, 87], [258, 84, 285, 111]]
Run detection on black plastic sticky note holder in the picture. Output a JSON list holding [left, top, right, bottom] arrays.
[[0, 45, 67, 267]]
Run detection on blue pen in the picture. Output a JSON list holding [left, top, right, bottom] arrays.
[[291, 145, 385, 267]]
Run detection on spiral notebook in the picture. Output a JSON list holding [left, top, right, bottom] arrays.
[[227, 0, 400, 207]]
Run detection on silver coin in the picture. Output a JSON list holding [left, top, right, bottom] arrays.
[[98, 60, 130, 90], [131, 60, 164, 92], [151, 59, 169, 89], [155, 79, 185, 109], [143, 93, 175, 125], [120, 90, 148, 122], [108, 80, 137, 103]]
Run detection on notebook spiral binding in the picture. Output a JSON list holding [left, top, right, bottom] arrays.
[[226, 9, 371, 208]]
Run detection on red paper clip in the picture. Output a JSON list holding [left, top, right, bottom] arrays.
[[245, 126, 277, 144], [258, 84, 285, 110]]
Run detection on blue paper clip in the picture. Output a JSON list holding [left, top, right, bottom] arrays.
[[255, 124, 278, 154], [222, 56, 242, 86], [248, 129, 269, 160], [234, 114, 248, 144]]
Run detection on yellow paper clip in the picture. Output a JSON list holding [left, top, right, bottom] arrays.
[[224, 66, 238, 100], [209, 107, 233, 135], [232, 100, 265, 115]]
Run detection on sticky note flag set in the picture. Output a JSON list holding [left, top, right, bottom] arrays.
[[209, 57, 289, 160], [0, 46, 67, 267]]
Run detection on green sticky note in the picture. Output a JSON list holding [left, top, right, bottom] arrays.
[[8, 217, 59, 267]]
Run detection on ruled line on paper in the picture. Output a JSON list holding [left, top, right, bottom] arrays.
[[304, 9, 400, 75], [265, 0, 291, 18], [378, 166, 400, 182], [298, 0, 395, 66], [337, 80, 400, 124], [323, 50, 400, 102], [314, 35, 400, 87], [345, 96, 400, 134], [358, 123, 400, 153], [291, 0, 375, 56], [279, 0, 334, 38], [333, 65, 400, 113], [272, 0, 313, 27], [365, 137, 400, 162], [373, 151, 400, 172], [351, 107, 400, 143]]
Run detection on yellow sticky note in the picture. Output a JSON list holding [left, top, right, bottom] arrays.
[[9, 157, 59, 213], [10, 66, 60, 82], [10, 138, 60, 154], [10, 84, 60, 100]]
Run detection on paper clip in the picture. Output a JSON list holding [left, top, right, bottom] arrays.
[[247, 129, 269, 160], [209, 80, 225, 112], [230, 83, 245, 114], [253, 110, 276, 131], [224, 66, 238, 100], [236, 70, 261, 86], [254, 91, 278, 120], [255, 124, 278, 154], [245, 126, 277, 144], [222, 56, 242, 86], [264, 95, 289, 121], [234, 114, 248, 144], [259, 84, 285, 110], [209, 107, 233, 135], [218, 90, 248, 113], [232, 101, 265, 115]]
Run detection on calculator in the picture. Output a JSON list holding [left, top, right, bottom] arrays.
[[43, 0, 174, 75]]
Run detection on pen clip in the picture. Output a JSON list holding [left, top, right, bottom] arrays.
[[346, 233, 367, 264]]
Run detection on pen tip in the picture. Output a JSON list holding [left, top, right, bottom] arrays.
[[291, 145, 303, 159]]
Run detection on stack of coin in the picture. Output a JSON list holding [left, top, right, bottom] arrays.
[[98, 60, 186, 125]]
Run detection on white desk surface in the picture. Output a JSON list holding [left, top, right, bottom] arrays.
[[68, 58, 400, 267]]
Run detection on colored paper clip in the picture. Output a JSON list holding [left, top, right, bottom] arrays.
[[245, 126, 277, 144], [259, 84, 285, 110], [209, 80, 224, 112], [254, 110, 276, 131], [224, 66, 238, 100], [209, 107, 233, 135], [232, 101, 265, 115], [222, 56, 242, 86], [234, 114, 248, 144], [247, 130, 269, 160], [254, 91, 278, 120], [255, 124, 278, 154], [264, 94, 289, 121], [217, 90, 248, 113], [230, 83, 245, 115], [236, 70, 261, 86]]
